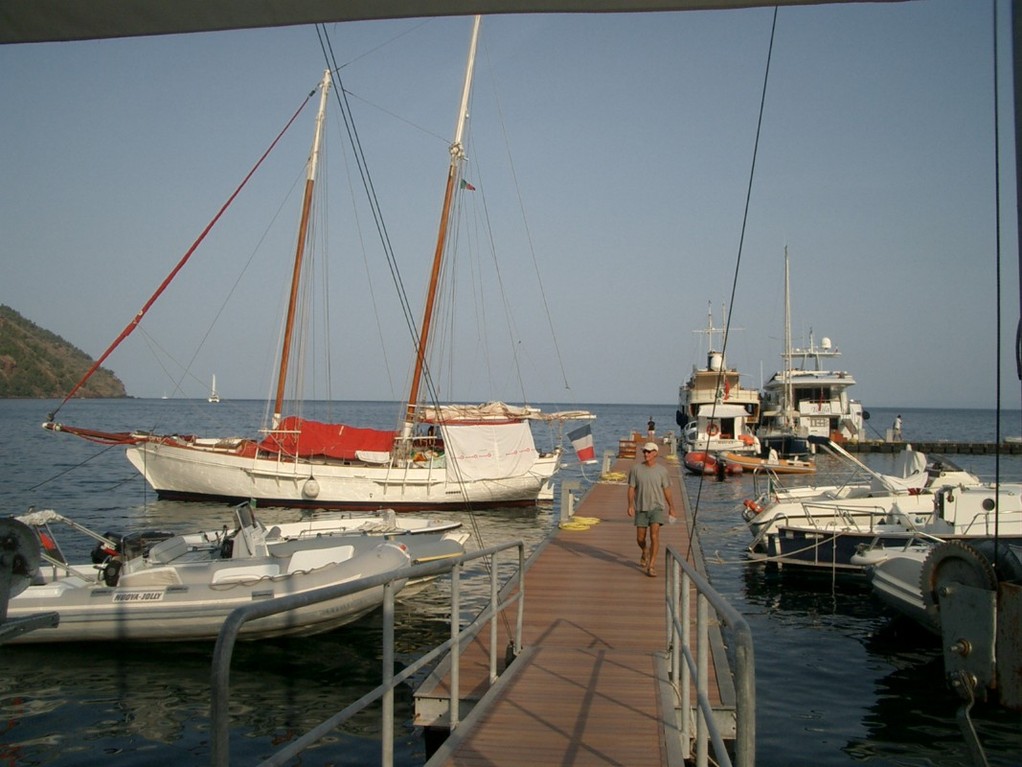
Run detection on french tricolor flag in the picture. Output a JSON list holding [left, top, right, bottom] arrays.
[[568, 424, 597, 464]]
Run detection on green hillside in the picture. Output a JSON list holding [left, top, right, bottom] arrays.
[[0, 305, 128, 398]]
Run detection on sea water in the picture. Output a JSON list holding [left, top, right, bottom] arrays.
[[1, 399, 1021, 765]]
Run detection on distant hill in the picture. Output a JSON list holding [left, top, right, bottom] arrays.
[[0, 305, 127, 398]]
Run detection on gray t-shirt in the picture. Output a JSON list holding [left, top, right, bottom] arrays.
[[628, 462, 670, 511]]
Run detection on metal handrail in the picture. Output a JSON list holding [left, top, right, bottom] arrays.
[[665, 544, 755, 767], [797, 502, 890, 531], [210, 540, 526, 767]]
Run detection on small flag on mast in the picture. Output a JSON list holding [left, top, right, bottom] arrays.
[[460, 178, 476, 191], [568, 424, 597, 464]]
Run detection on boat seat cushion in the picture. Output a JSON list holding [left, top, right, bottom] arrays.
[[147, 535, 190, 564]]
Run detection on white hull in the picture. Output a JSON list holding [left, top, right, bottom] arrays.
[[125, 439, 559, 510], [862, 546, 936, 629], [7, 537, 412, 644], [865, 539, 1022, 633]]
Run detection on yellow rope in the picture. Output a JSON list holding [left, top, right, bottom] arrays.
[[558, 520, 592, 531], [558, 516, 601, 531]]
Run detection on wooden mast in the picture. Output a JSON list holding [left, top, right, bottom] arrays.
[[403, 15, 482, 435], [272, 69, 332, 428]]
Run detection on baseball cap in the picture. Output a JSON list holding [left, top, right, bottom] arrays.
[[643, 442, 658, 452]]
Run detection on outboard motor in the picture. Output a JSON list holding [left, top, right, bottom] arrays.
[[90, 532, 122, 565]]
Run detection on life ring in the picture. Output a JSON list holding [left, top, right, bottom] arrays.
[[707, 424, 720, 437], [743, 499, 763, 515]]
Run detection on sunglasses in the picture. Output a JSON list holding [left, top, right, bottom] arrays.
[[642, 449, 654, 453]]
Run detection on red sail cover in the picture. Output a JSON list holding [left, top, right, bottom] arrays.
[[259, 417, 395, 460]]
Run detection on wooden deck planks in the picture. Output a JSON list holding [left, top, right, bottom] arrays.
[[421, 446, 721, 766]]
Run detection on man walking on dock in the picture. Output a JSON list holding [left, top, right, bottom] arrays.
[[627, 442, 676, 577]]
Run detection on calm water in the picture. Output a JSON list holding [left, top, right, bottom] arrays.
[[2, 399, 1021, 765]]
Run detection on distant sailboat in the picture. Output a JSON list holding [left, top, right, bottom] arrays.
[[208, 375, 220, 404]]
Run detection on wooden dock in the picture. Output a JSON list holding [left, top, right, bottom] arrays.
[[415, 439, 733, 766]]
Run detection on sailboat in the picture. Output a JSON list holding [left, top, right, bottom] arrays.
[[43, 18, 594, 511], [208, 374, 220, 404]]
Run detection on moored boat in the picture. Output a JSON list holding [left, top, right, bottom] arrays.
[[759, 333, 866, 446], [3, 503, 467, 644], [723, 450, 815, 475], [742, 437, 980, 546], [862, 538, 1022, 633], [756, 249, 867, 456], [683, 450, 743, 476], [677, 304, 760, 456], [42, 25, 594, 511], [746, 475, 1022, 574]]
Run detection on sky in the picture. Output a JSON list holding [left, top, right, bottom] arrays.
[[1, 0, 1019, 411]]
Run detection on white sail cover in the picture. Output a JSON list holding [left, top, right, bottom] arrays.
[[442, 421, 539, 482], [419, 402, 539, 422]]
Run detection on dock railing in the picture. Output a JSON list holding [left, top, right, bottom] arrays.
[[665, 544, 755, 767], [210, 540, 526, 767]]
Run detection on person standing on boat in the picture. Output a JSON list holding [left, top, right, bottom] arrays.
[[893, 414, 903, 441], [627, 442, 676, 577]]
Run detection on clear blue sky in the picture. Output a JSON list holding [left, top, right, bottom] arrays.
[[1, 1, 1017, 410]]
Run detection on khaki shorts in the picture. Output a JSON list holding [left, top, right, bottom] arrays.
[[634, 507, 666, 527]]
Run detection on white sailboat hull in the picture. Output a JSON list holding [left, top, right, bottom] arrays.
[[125, 439, 560, 510]]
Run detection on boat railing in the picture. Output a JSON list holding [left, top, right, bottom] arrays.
[[210, 539, 526, 767], [799, 502, 891, 532], [665, 544, 755, 767]]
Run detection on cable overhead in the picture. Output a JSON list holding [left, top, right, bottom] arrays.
[[690, 6, 779, 545]]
